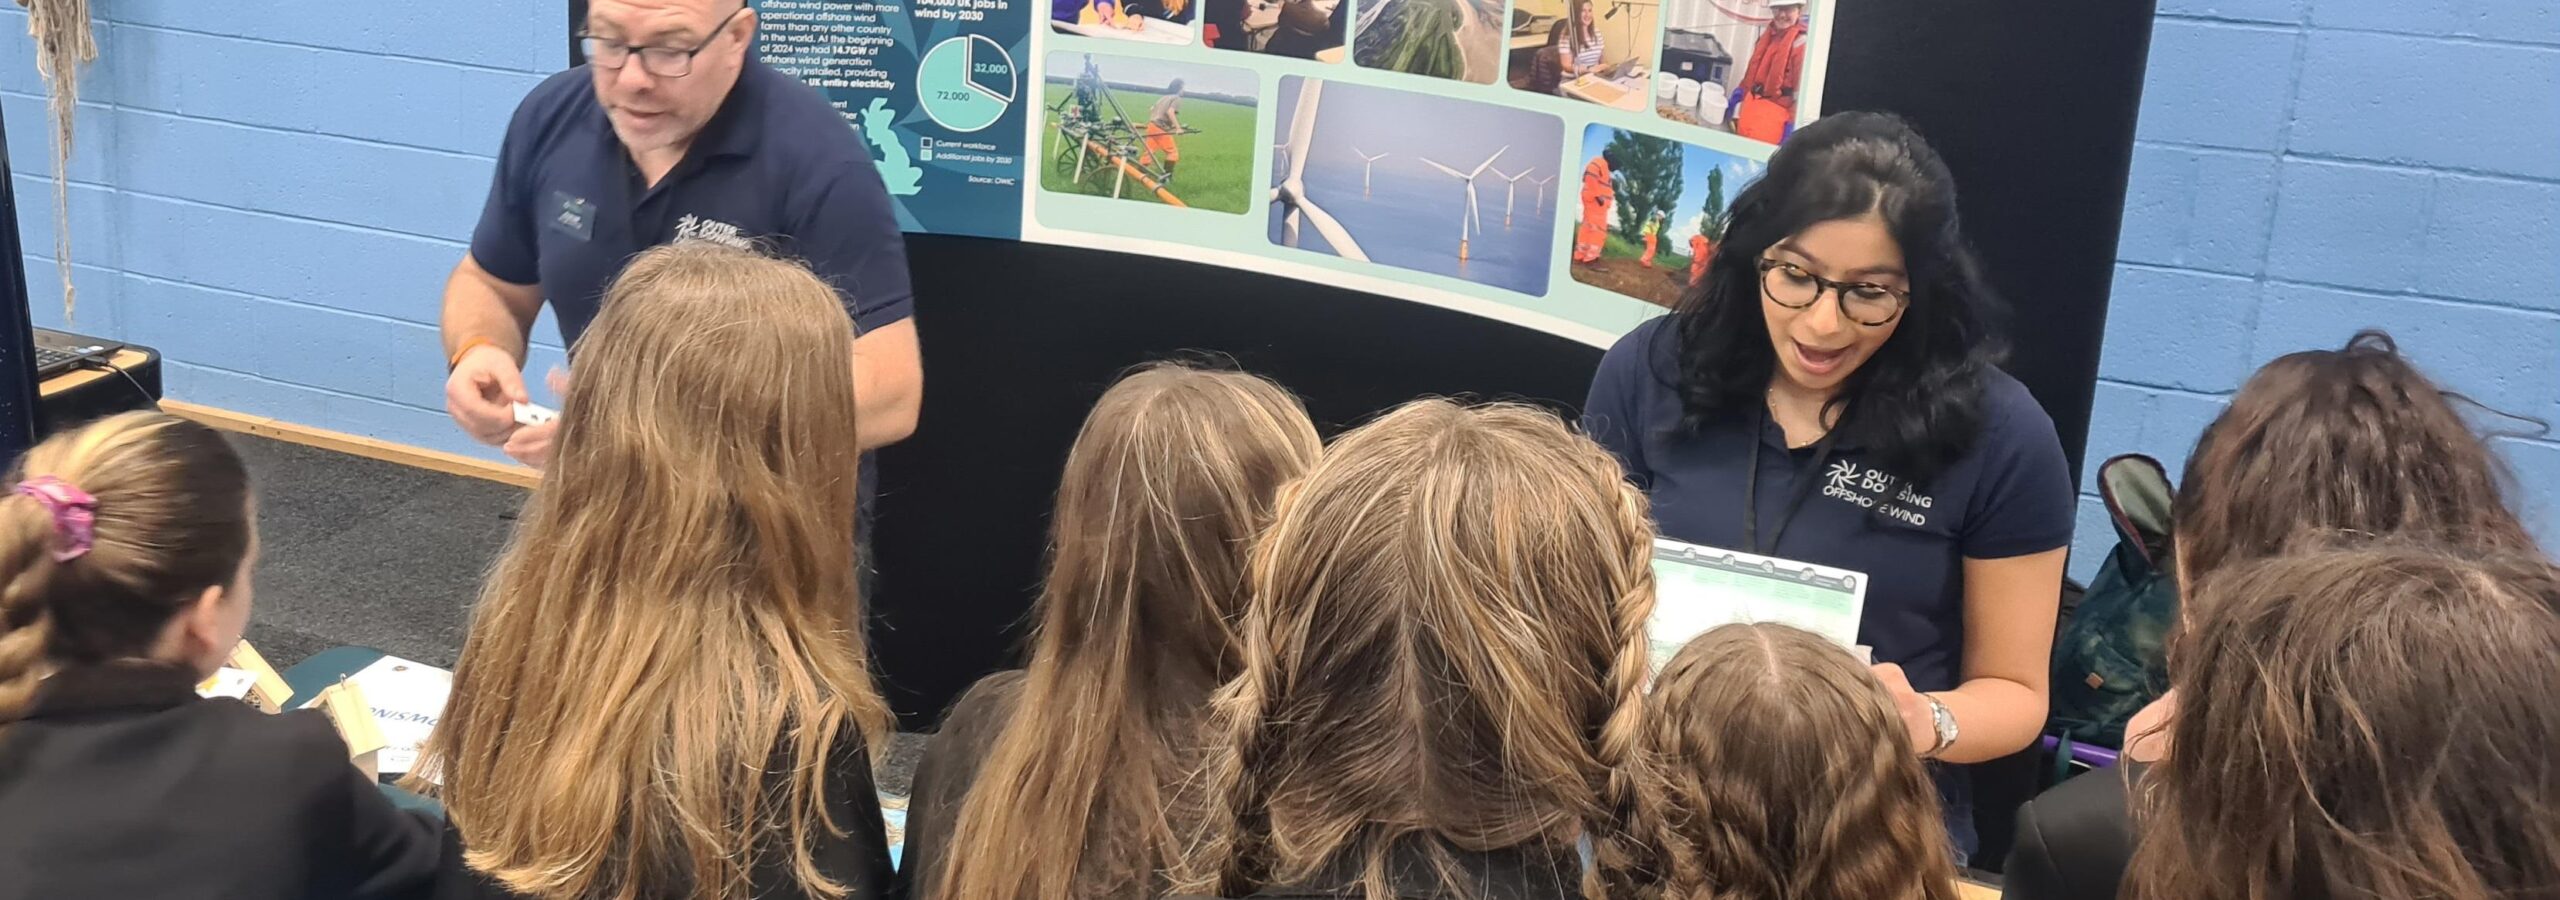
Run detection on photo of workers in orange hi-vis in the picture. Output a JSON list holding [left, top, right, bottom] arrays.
[[1652, 0, 1820, 147], [1730, 0, 1806, 143], [1568, 124, 1761, 309], [1575, 148, 1618, 264], [1141, 79, 1186, 179]]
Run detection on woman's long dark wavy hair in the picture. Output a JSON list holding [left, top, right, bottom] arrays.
[[1665, 111, 2003, 486]]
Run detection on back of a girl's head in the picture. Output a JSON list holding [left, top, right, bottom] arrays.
[[1642, 624, 1956, 900], [553, 240, 861, 507], [433, 243, 886, 900], [0, 412, 250, 718], [1176, 399, 1660, 900], [2175, 330, 2532, 582], [500, 241, 868, 631], [1039, 361, 1320, 673], [2130, 544, 2560, 900], [932, 363, 1319, 900]]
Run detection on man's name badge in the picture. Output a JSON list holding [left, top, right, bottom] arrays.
[[550, 191, 595, 241]]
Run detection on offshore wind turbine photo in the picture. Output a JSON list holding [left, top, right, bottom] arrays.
[[1490, 166, 1536, 226], [1265, 76, 1561, 295], [1420, 146, 1506, 260], [1268, 79, 1369, 260], [1355, 147, 1389, 195]]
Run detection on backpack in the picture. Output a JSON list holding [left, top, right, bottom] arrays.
[[2045, 454, 2179, 755]]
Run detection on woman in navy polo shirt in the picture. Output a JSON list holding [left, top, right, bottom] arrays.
[[1582, 112, 2074, 858]]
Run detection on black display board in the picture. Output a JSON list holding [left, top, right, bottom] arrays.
[[0, 101, 46, 461], [870, 5, 2158, 724], [565, 0, 2158, 724]]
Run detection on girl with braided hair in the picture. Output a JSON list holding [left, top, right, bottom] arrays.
[[903, 363, 1321, 900], [1639, 623, 1959, 900], [0, 411, 440, 900], [1169, 399, 1664, 900]]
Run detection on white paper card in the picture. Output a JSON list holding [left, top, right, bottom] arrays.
[[1647, 538, 1867, 670], [196, 667, 259, 701], [302, 655, 452, 782]]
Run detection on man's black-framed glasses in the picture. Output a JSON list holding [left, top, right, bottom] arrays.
[[1758, 257, 1908, 327], [581, 5, 745, 78]]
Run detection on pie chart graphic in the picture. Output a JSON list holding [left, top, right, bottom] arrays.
[[917, 34, 1017, 133]]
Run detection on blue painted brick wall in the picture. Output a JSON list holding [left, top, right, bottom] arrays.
[[4, 5, 565, 461], [2077, 0, 2560, 580]]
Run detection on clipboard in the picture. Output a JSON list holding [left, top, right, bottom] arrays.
[[1645, 537, 1866, 670]]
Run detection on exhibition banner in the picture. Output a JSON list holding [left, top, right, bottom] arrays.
[[751, 0, 1832, 345]]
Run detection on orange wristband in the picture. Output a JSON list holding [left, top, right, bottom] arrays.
[[448, 337, 505, 371]]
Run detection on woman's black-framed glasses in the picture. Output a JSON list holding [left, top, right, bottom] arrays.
[[581, 5, 746, 78], [1757, 257, 1908, 327]]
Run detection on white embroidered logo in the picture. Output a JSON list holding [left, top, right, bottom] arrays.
[[1822, 460, 1937, 527], [672, 213, 752, 250]]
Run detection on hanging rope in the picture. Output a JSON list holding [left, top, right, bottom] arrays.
[[16, 0, 96, 323]]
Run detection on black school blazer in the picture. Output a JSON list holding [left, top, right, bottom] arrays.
[[429, 725, 894, 900], [0, 661, 442, 900], [2003, 761, 2145, 900]]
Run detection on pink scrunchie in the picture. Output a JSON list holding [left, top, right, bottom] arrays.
[[16, 476, 97, 562]]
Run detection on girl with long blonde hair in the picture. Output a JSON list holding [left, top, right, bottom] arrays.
[[902, 362, 1321, 900], [1640, 623, 1959, 900], [1172, 399, 1661, 900], [420, 243, 894, 900]]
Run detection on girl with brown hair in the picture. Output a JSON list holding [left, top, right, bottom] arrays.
[[2005, 329, 2540, 899], [0, 412, 440, 900], [1641, 623, 1958, 900], [419, 243, 895, 900], [901, 362, 1322, 900], [2126, 544, 2560, 900], [1170, 399, 1661, 900], [2165, 329, 2534, 586]]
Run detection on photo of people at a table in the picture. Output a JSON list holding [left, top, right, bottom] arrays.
[[1204, 0, 1349, 60], [1506, 0, 1659, 112], [1053, 0, 1199, 45]]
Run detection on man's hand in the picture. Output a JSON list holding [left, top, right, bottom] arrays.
[[445, 344, 529, 446], [501, 420, 558, 469], [499, 368, 572, 470]]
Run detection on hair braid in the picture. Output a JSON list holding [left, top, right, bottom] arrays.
[[1170, 525, 1291, 897], [0, 457, 71, 724], [0, 560, 55, 720], [1173, 670, 1275, 896], [1584, 478, 1664, 899]]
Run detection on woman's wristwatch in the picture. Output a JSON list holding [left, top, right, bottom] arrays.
[[1920, 694, 1959, 759]]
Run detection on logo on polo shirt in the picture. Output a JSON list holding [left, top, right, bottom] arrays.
[[1823, 460, 1936, 527], [673, 213, 753, 251]]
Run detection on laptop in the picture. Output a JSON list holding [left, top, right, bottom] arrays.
[[31, 328, 124, 379]]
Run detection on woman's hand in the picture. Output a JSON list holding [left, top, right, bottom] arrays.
[[1871, 662, 1939, 754]]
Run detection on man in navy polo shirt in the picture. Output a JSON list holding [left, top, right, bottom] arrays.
[[439, 0, 919, 473]]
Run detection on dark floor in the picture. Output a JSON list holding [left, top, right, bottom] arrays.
[[237, 435, 927, 792], [237, 435, 519, 672]]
